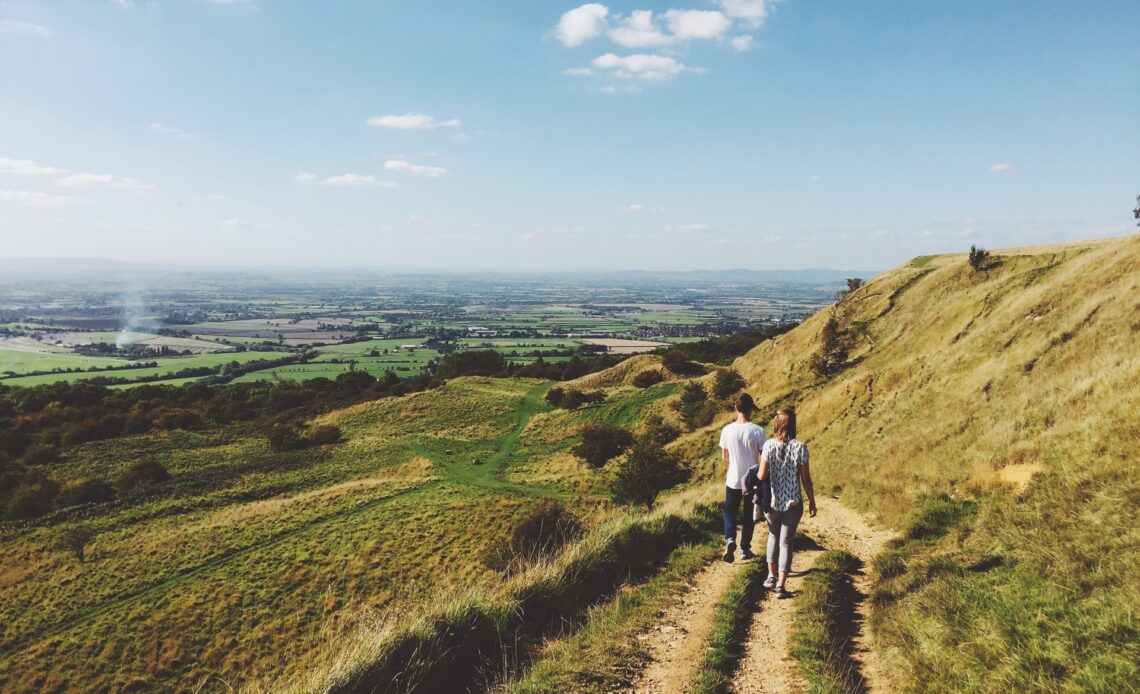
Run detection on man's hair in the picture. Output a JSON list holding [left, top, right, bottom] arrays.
[[772, 407, 796, 441], [734, 393, 756, 415]]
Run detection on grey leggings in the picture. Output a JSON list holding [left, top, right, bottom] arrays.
[[765, 504, 804, 572]]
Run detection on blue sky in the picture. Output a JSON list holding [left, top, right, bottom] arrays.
[[1, 0, 1136, 270]]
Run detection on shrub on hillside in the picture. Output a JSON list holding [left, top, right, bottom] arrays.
[[56, 478, 115, 507], [676, 382, 719, 430], [544, 387, 565, 408], [661, 349, 706, 376], [20, 443, 60, 466], [3, 479, 59, 520], [632, 369, 665, 388], [968, 244, 991, 272], [711, 368, 746, 400], [640, 415, 682, 448], [267, 423, 343, 452], [571, 424, 634, 468], [484, 499, 585, 572], [611, 440, 691, 509], [560, 389, 606, 411], [116, 459, 171, 491], [809, 314, 849, 377]]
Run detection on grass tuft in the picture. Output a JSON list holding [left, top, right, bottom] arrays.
[[689, 559, 766, 694]]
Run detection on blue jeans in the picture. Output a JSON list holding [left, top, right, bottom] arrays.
[[723, 486, 755, 551]]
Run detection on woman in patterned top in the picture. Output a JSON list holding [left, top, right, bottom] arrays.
[[760, 407, 816, 598]]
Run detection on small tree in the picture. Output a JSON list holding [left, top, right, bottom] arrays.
[[611, 441, 691, 509], [809, 314, 848, 377], [1133, 194, 1139, 228], [676, 382, 718, 430], [711, 368, 746, 400], [61, 526, 96, 563], [968, 244, 990, 272], [847, 278, 865, 293], [571, 424, 634, 468]]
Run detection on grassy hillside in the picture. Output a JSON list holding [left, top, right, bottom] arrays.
[[0, 376, 658, 691], [730, 235, 1139, 691]]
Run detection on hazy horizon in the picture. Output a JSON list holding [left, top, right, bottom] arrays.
[[2, 1, 1137, 270]]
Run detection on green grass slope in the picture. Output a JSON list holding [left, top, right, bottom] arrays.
[[731, 235, 1139, 691]]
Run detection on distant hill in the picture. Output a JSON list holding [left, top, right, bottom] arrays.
[[729, 235, 1139, 690]]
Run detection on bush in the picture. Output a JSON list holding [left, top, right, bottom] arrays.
[[117, 459, 171, 491], [307, 425, 343, 447], [57, 478, 115, 507], [809, 314, 849, 377], [711, 369, 746, 400], [571, 424, 634, 468], [268, 423, 343, 452], [632, 370, 664, 388], [484, 499, 585, 572], [676, 382, 718, 430], [20, 443, 60, 465], [641, 415, 682, 448], [611, 441, 691, 509], [3, 479, 59, 520], [661, 349, 705, 376], [968, 244, 991, 272], [544, 387, 565, 408], [435, 350, 507, 379], [560, 389, 606, 411]]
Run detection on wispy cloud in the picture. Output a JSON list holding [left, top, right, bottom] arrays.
[[621, 203, 664, 213], [592, 53, 688, 81], [296, 172, 398, 188], [150, 122, 192, 139], [0, 157, 67, 175], [0, 190, 89, 207], [553, 3, 609, 47], [664, 9, 730, 40], [56, 173, 155, 191], [608, 10, 673, 48], [664, 223, 713, 234], [717, 0, 771, 28], [383, 159, 448, 178], [730, 35, 754, 52], [990, 163, 1015, 173], [0, 20, 52, 37], [367, 113, 462, 130]]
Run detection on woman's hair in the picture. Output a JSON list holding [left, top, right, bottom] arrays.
[[734, 393, 756, 416], [772, 407, 796, 441]]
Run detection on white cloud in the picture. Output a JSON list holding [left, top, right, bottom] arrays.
[[730, 35, 754, 52], [664, 10, 730, 40], [0, 20, 51, 37], [563, 67, 595, 76], [0, 158, 67, 175], [318, 174, 399, 188], [621, 203, 665, 213], [808, 175, 823, 182], [56, 173, 155, 191], [554, 3, 609, 47], [592, 53, 686, 81], [608, 10, 674, 48], [367, 113, 461, 130], [600, 85, 618, 94], [990, 163, 1015, 173], [0, 190, 88, 207], [293, 171, 317, 182], [717, 0, 770, 28], [665, 223, 713, 234], [150, 122, 192, 139], [384, 159, 448, 178]]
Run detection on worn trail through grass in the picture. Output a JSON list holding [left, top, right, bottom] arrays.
[[625, 496, 894, 693]]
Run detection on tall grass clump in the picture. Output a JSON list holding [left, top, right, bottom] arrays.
[[689, 559, 767, 694], [789, 550, 863, 694]]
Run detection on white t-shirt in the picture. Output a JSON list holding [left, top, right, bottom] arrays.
[[719, 421, 766, 490]]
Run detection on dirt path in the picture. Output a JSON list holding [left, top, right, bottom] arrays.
[[630, 557, 746, 693], [734, 497, 895, 693]]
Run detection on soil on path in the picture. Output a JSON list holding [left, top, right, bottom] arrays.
[[629, 556, 746, 693], [734, 496, 895, 694]]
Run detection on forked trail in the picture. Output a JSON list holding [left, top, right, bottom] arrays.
[[628, 497, 894, 693]]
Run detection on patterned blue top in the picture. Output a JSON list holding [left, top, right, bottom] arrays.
[[763, 439, 809, 512]]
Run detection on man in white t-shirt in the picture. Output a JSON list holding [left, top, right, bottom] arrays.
[[718, 392, 766, 562]]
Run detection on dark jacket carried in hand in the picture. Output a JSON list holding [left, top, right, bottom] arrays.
[[740, 463, 772, 514]]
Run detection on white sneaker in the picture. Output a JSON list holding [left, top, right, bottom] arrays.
[[723, 539, 736, 563]]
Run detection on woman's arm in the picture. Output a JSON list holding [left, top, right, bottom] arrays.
[[758, 455, 769, 481], [800, 463, 817, 517]]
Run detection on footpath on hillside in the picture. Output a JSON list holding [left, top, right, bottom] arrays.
[[630, 497, 894, 693]]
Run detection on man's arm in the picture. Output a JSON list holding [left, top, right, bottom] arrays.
[[721, 447, 730, 464]]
